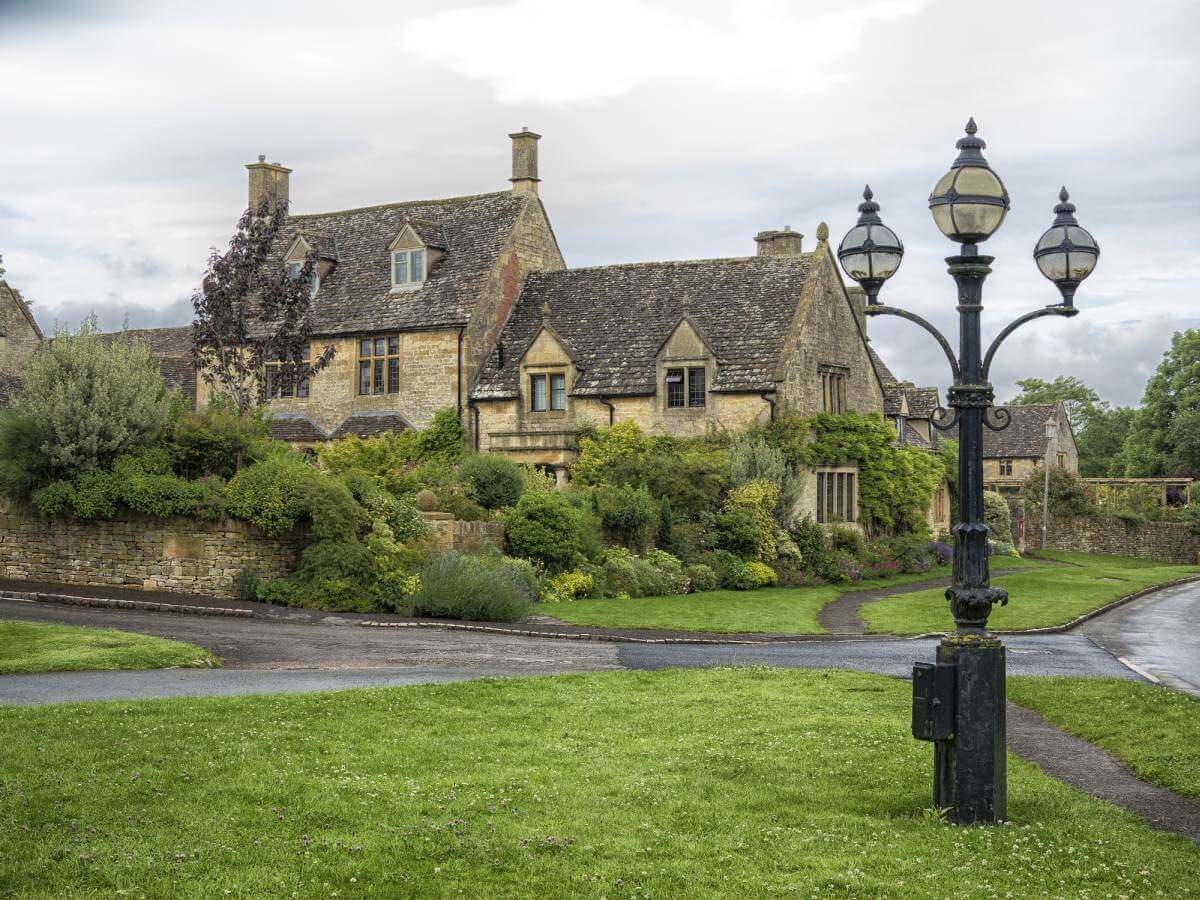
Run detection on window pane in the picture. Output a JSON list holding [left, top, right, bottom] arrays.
[[666, 368, 685, 408], [388, 358, 400, 394], [550, 373, 566, 410], [266, 367, 278, 398], [411, 250, 425, 283], [688, 367, 706, 407], [393, 252, 407, 284], [530, 374, 547, 411], [358, 360, 371, 395], [373, 360, 384, 395], [297, 370, 310, 399], [359, 339, 371, 357], [374, 337, 385, 357], [836, 474, 844, 519], [288, 261, 302, 281], [816, 473, 826, 523], [301, 345, 311, 362], [388, 336, 399, 356], [826, 474, 834, 521]]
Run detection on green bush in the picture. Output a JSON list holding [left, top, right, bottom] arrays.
[[725, 480, 779, 560], [713, 507, 764, 560], [318, 431, 421, 478], [168, 399, 271, 479], [789, 517, 841, 582], [410, 553, 534, 622], [729, 434, 803, 526], [459, 453, 525, 510], [433, 487, 490, 522], [30, 480, 72, 518], [886, 533, 935, 574], [234, 568, 264, 602], [63, 471, 120, 519], [225, 456, 364, 539], [505, 490, 595, 572], [267, 539, 380, 612], [827, 524, 866, 559], [745, 560, 779, 588], [418, 409, 467, 461], [0, 410, 52, 500], [700, 550, 756, 591], [306, 476, 367, 542], [592, 483, 659, 550], [540, 570, 594, 603], [684, 563, 719, 593], [1021, 468, 1096, 517], [983, 490, 1014, 545]]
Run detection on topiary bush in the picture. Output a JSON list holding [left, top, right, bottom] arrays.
[[504, 490, 596, 572], [410, 552, 534, 622], [458, 453, 525, 510]]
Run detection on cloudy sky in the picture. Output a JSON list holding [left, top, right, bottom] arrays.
[[1, 0, 1197, 407]]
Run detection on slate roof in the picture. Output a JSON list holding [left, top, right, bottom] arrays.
[[905, 386, 940, 418], [948, 403, 1061, 458], [270, 191, 526, 337], [0, 372, 22, 406], [270, 414, 328, 444], [883, 386, 904, 416], [473, 255, 814, 399], [903, 423, 932, 449], [98, 326, 196, 405], [330, 411, 414, 440], [868, 347, 897, 385]]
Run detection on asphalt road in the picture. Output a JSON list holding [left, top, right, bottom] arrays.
[[1080, 579, 1200, 696], [0, 593, 1146, 705]]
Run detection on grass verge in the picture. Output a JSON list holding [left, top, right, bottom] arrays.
[[1010, 676, 1200, 800], [861, 553, 1199, 634], [1, 669, 1196, 897], [0, 620, 218, 674]]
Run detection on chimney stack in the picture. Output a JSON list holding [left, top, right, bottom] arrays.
[[755, 226, 802, 257], [509, 127, 541, 196], [246, 155, 292, 212]]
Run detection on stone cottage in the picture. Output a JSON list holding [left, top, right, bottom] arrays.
[[0, 276, 43, 405], [193, 129, 565, 444], [971, 401, 1078, 494], [470, 225, 890, 524]]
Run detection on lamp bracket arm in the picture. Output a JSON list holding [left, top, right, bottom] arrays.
[[864, 305, 961, 381], [982, 304, 1076, 380]]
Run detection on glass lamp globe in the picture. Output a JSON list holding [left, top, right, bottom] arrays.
[[1034, 187, 1099, 305], [838, 185, 904, 303], [928, 118, 1010, 243]]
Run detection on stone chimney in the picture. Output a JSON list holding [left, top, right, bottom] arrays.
[[847, 285, 867, 337], [509, 127, 541, 196], [754, 226, 803, 257], [245, 155, 292, 212]]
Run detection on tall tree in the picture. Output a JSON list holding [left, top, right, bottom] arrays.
[[1007, 375, 1105, 433], [192, 198, 334, 416], [1077, 406, 1135, 476], [1121, 329, 1200, 476]]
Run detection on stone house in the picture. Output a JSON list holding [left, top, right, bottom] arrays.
[[973, 401, 1077, 494], [470, 225, 890, 524], [193, 129, 565, 445], [0, 276, 43, 405]]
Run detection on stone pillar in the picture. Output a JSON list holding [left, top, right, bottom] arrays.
[[554, 466, 569, 489], [509, 128, 541, 196], [246, 156, 292, 212]]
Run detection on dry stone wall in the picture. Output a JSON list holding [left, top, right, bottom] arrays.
[[0, 499, 303, 598], [1022, 509, 1199, 564]]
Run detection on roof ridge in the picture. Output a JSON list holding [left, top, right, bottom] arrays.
[[527, 253, 814, 276], [289, 190, 515, 221]]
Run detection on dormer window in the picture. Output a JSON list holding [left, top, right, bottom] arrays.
[[391, 249, 426, 290], [286, 260, 319, 298]]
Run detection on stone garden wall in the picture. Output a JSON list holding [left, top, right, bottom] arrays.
[[1022, 509, 1200, 564], [420, 511, 504, 553], [0, 499, 304, 599]]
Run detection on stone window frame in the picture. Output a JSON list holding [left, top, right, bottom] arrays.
[[998, 458, 1014, 477], [357, 335, 402, 396], [815, 465, 858, 524], [526, 366, 569, 417], [661, 360, 710, 413], [819, 363, 850, 413], [390, 248, 426, 291], [264, 344, 311, 400]]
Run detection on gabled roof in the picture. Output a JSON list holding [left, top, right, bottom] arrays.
[[270, 414, 328, 444], [950, 403, 1064, 458], [405, 218, 449, 251], [270, 191, 527, 336], [883, 385, 906, 417], [868, 347, 897, 386], [0, 280, 44, 340], [330, 410, 413, 440], [102, 325, 193, 356], [905, 386, 940, 418], [473, 254, 813, 399]]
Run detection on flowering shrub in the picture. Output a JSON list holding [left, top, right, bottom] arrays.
[[836, 553, 864, 583], [745, 561, 779, 588], [540, 570, 594, 604], [725, 480, 779, 561], [929, 541, 953, 566]]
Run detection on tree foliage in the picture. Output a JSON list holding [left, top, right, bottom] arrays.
[[2, 318, 172, 487], [192, 197, 335, 415], [1121, 330, 1200, 476], [1008, 375, 1104, 433], [1078, 406, 1135, 477]]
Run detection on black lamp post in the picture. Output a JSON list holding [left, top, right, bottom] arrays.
[[838, 119, 1099, 824]]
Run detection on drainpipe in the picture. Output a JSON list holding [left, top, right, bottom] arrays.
[[760, 390, 777, 422], [598, 395, 615, 426], [467, 399, 481, 452], [456, 327, 465, 417]]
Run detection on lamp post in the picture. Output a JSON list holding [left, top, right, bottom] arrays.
[[838, 120, 1099, 824], [1043, 418, 1058, 549]]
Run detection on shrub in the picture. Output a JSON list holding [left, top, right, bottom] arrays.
[[729, 435, 803, 525], [644, 549, 689, 595], [929, 541, 953, 566], [684, 563, 719, 593], [269, 539, 380, 612], [592, 483, 659, 550], [745, 560, 779, 588], [724, 479, 779, 560], [432, 487, 490, 522], [417, 409, 467, 461], [225, 456, 364, 539], [827, 524, 866, 559], [31, 480, 72, 518], [1020, 468, 1096, 517], [306, 475, 366, 542], [505, 490, 595, 572], [713, 507, 764, 560], [700, 550, 756, 591], [983, 490, 1013, 545], [541, 570, 594, 604], [789, 516, 841, 582], [168, 399, 271, 478], [836, 553, 864, 583], [992, 540, 1019, 557], [64, 470, 120, 519], [410, 553, 534, 622], [886, 533, 935, 574], [0, 410, 52, 500], [234, 568, 264, 602], [458, 453, 525, 509], [415, 489, 439, 512]]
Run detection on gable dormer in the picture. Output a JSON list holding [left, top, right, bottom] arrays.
[[284, 233, 337, 297], [388, 218, 446, 292], [517, 303, 577, 415], [656, 309, 716, 412]]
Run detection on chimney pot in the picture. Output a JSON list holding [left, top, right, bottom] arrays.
[[755, 228, 803, 257], [509, 128, 542, 196]]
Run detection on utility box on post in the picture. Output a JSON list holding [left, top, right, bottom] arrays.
[[912, 661, 955, 741]]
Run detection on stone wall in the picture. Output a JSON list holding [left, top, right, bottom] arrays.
[[0, 280, 41, 377], [420, 512, 504, 553], [0, 499, 303, 598], [1021, 509, 1200, 564]]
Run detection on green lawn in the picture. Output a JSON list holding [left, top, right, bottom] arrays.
[[861, 552, 1199, 635], [1011, 676, 1200, 800], [537, 556, 1048, 634], [1, 669, 1196, 898], [0, 620, 218, 674]]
